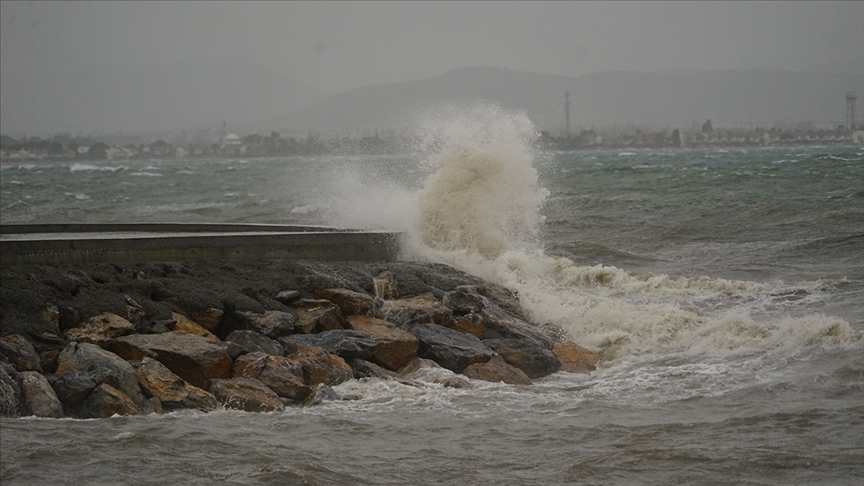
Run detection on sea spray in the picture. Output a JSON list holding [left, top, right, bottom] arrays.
[[396, 105, 862, 359]]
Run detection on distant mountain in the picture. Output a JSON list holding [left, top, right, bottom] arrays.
[[269, 66, 864, 134], [0, 57, 327, 136]]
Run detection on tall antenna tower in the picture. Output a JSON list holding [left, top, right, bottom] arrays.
[[846, 92, 858, 131], [565, 90, 571, 138]]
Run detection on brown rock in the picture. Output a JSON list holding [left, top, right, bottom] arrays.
[[291, 300, 350, 334], [210, 377, 284, 413], [20, 371, 64, 418], [450, 314, 486, 337], [170, 313, 220, 343], [349, 359, 400, 380], [65, 312, 135, 346], [313, 288, 374, 316], [397, 357, 445, 377], [133, 357, 218, 412], [233, 352, 310, 401], [553, 342, 600, 374], [190, 308, 224, 332], [373, 271, 398, 299], [106, 331, 231, 389], [225, 330, 284, 357], [0, 334, 42, 372], [462, 356, 532, 385], [348, 315, 418, 371], [286, 346, 354, 387], [379, 294, 452, 326], [79, 383, 139, 418]]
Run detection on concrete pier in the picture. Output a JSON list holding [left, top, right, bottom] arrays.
[[0, 223, 402, 265]]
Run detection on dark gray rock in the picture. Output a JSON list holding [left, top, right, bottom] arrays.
[[274, 290, 301, 305], [229, 310, 298, 339], [349, 359, 399, 380], [0, 334, 42, 372], [226, 330, 285, 357], [290, 329, 380, 362], [477, 305, 555, 349], [483, 339, 561, 379], [402, 323, 496, 373], [47, 372, 97, 407], [0, 362, 23, 417], [55, 342, 147, 409], [301, 383, 340, 406]]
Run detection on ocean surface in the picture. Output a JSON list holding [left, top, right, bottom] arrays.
[[2, 108, 863, 485]]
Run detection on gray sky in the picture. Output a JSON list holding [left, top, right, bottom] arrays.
[[2, 1, 862, 93]]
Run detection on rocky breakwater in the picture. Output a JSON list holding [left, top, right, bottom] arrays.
[[0, 261, 600, 418]]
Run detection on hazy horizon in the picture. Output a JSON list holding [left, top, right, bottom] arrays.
[[2, 1, 862, 136]]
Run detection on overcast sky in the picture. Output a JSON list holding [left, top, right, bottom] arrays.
[[2, 1, 862, 94]]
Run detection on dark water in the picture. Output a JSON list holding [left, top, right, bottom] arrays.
[[2, 142, 863, 485]]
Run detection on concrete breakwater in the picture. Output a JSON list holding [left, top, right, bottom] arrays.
[[0, 260, 599, 418], [0, 223, 402, 265]]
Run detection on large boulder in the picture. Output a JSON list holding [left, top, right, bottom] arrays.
[[0, 334, 42, 372], [225, 330, 285, 357], [348, 316, 418, 371], [133, 357, 218, 412], [483, 339, 561, 379], [379, 294, 452, 327], [553, 342, 601, 374], [402, 323, 496, 373], [230, 310, 298, 339], [312, 288, 374, 316], [285, 346, 354, 387], [233, 352, 310, 401], [169, 313, 220, 343], [55, 342, 147, 408], [476, 306, 555, 349], [210, 377, 284, 413], [462, 356, 532, 385], [64, 313, 135, 346], [284, 330, 379, 362], [105, 331, 231, 389], [20, 371, 64, 418], [47, 372, 97, 410], [79, 383, 139, 418], [290, 300, 350, 334]]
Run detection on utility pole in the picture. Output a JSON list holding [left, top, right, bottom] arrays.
[[565, 90, 571, 138]]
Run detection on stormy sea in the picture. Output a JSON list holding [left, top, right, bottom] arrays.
[[2, 106, 863, 485]]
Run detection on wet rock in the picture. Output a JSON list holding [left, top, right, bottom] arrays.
[[450, 314, 486, 337], [56, 342, 147, 408], [133, 357, 218, 412], [553, 342, 601, 374], [313, 288, 374, 316], [47, 372, 97, 408], [301, 383, 340, 406], [226, 330, 284, 357], [436, 376, 472, 389], [105, 331, 232, 389], [210, 377, 284, 412], [373, 271, 398, 299], [190, 308, 223, 332], [233, 352, 310, 401], [477, 305, 555, 349], [443, 286, 489, 315], [79, 383, 139, 418], [0, 362, 23, 417], [402, 323, 496, 373], [473, 283, 527, 320], [286, 346, 354, 387], [57, 306, 81, 332], [290, 299, 350, 334], [230, 310, 298, 339], [274, 290, 301, 305], [397, 357, 446, 377], [221, 341, 248, 361], [65, 312, 135, 346], [0, 334, 42, 372], [380, 294, 452, 327], [39, 349, 59, 374], [462, 355, 533, 385], [348, 316, 418, 371], [20, 371, 64, 418], [483, 339, 561, 379], [349, 359, 400, 380], [169, 313, 220, 343], [289, 329, 380, 362]]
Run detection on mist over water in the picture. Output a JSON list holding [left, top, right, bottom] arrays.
[[2, 106, 863, 485]]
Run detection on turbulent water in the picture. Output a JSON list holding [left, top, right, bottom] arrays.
[[2, 107, 863, 485]]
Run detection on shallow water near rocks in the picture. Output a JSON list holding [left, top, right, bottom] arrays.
[[2, 109, 863, 484]]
